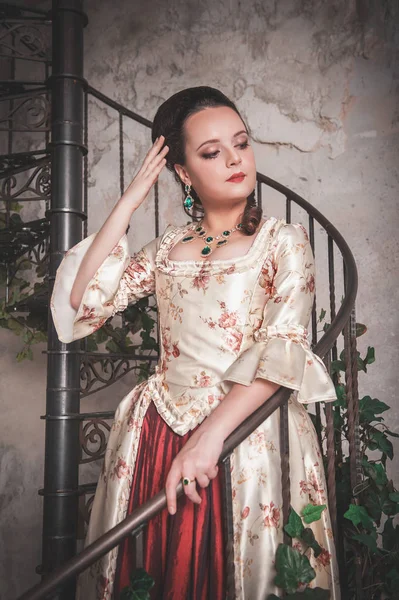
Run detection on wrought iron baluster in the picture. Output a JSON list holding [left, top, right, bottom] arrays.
[[308, 214, 322, 449], [285, 195, 291, 223], [154, 179, 159, 238], [257, 177, 262, 209], [222, 455, 235, 599], [323, 352, 338, 546], [328, 236, 343, 465], [83, 89, 88, 239], [280, 402, 291, 545], [119, 111, 124, 197]]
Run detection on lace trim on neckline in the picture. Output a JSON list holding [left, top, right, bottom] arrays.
[[155, 216, 283, 276]]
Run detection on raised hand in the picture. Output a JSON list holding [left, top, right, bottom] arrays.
[[123, 134, 169, 210], [69, 135, 169, 311]]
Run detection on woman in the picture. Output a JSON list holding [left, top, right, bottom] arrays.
[[51, 86, 340, 599]]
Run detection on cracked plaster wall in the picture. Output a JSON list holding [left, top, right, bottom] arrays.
[[1, 0, 398, 598]]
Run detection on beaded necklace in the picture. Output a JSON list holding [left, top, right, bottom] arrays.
[[180, 220, 243, 257]]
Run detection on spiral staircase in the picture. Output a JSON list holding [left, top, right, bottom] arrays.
[[1, 2, 364, 599]]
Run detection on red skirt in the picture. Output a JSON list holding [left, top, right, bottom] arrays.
[[113, 401, 226, 599]]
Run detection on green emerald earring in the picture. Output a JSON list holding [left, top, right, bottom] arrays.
[[184, 184, 194, 210]]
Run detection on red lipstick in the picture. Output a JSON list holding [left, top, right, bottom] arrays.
[[227, 171, 246, 182]]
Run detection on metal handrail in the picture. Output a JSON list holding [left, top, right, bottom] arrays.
[[18, 180, 358, 600], [87, 85, 152, 127]]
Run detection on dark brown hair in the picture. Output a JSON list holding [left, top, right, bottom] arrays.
[[151, 86, 262, 235]]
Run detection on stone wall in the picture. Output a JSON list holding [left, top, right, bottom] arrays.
[[1, 0, 398, 597]]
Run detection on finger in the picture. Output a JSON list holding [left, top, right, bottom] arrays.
[[153, 134, 164, 146], [142, 145, 169, 179], [183, 481, 202, 504], [207, 465, 219, 479], [196, 473, 210, 488], [165, 466, 181, 515], [144, 144, 169, 172], [150, 157, 167, 182], [140, 135, 167, 173]]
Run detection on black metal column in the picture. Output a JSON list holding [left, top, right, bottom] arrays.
[[41, 1, 87, 597]]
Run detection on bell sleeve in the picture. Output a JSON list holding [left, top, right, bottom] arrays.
[[50, 232, 158, 344], [222, 223, 337, 403]]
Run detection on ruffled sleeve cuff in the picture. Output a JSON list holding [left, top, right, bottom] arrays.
[[222, 324, 337, 403], [50, 233, 130, 343]]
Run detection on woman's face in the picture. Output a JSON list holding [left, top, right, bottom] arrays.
[[174, 106, 257, 210]]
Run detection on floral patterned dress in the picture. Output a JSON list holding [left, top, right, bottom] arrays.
[[51, 216, 340, 600]]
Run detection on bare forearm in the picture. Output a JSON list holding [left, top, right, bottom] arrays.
[[69, 135, 169, 311], [196, 378, 280, 442], [70, 193, 137, 310]]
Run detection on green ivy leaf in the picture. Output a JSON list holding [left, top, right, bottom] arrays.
[[386, 568, 399, 593], [381, 492, 399, 516], [10, 202, 23, 213], [267, 588, 330, 599], [364, 346, 375, 365], [140, 330, 158, 351], [357, 355, 367, 372], [382, 517, 399, 552], [16, 350, 26, 362], [369, 430, 394, 460], [36, 262, 49, 278], [120, 568, 155, 600], [93, 327, 110, 344], [10, 212, 23, 225], [332, 406, 344, 429], [22, 329, 33, 344], [129, 568, 154, 589], [369, 462, 388, 487], [7, 318, 24, 335], [86, 337, 98, 352], [343, 504, 374, 530], [274, 544, 316, 594], [356, 322, 367, 337], [389, 492, 399, 502], [284, 507, 304, 539], [363, 489, 382, 525], [140, 312, 156, 332], [330, 360, 346, 374], [318, 308, 326, 322], [334, 384, 346, 407], [120, 587, 133, 600], [105, 339, 123, 353], [359, 396, 390, 424], [301, 527, 322, 558], [17, 258, 33, 271], [385, 429, 399, 438], [16, 347, 33, 362], [301, 504, 326, 524], [351, 530, 380, 553]]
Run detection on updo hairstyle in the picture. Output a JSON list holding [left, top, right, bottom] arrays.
[[151, 86, 262, 235]]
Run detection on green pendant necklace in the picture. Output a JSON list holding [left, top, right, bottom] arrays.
[[180, 220, 243, 257]]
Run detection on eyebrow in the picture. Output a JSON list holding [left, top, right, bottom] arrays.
[[196, 130, 248, 151]]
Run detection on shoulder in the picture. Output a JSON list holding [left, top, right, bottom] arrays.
[[274, 220, 311, 250], [268, 220, 313, 270]]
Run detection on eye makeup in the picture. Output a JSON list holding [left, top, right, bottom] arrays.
[[202, 141, 250, 160]]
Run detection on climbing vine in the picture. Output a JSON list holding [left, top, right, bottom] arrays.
[[263, 310, 398, 598], [330, 341, 399, 599]]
